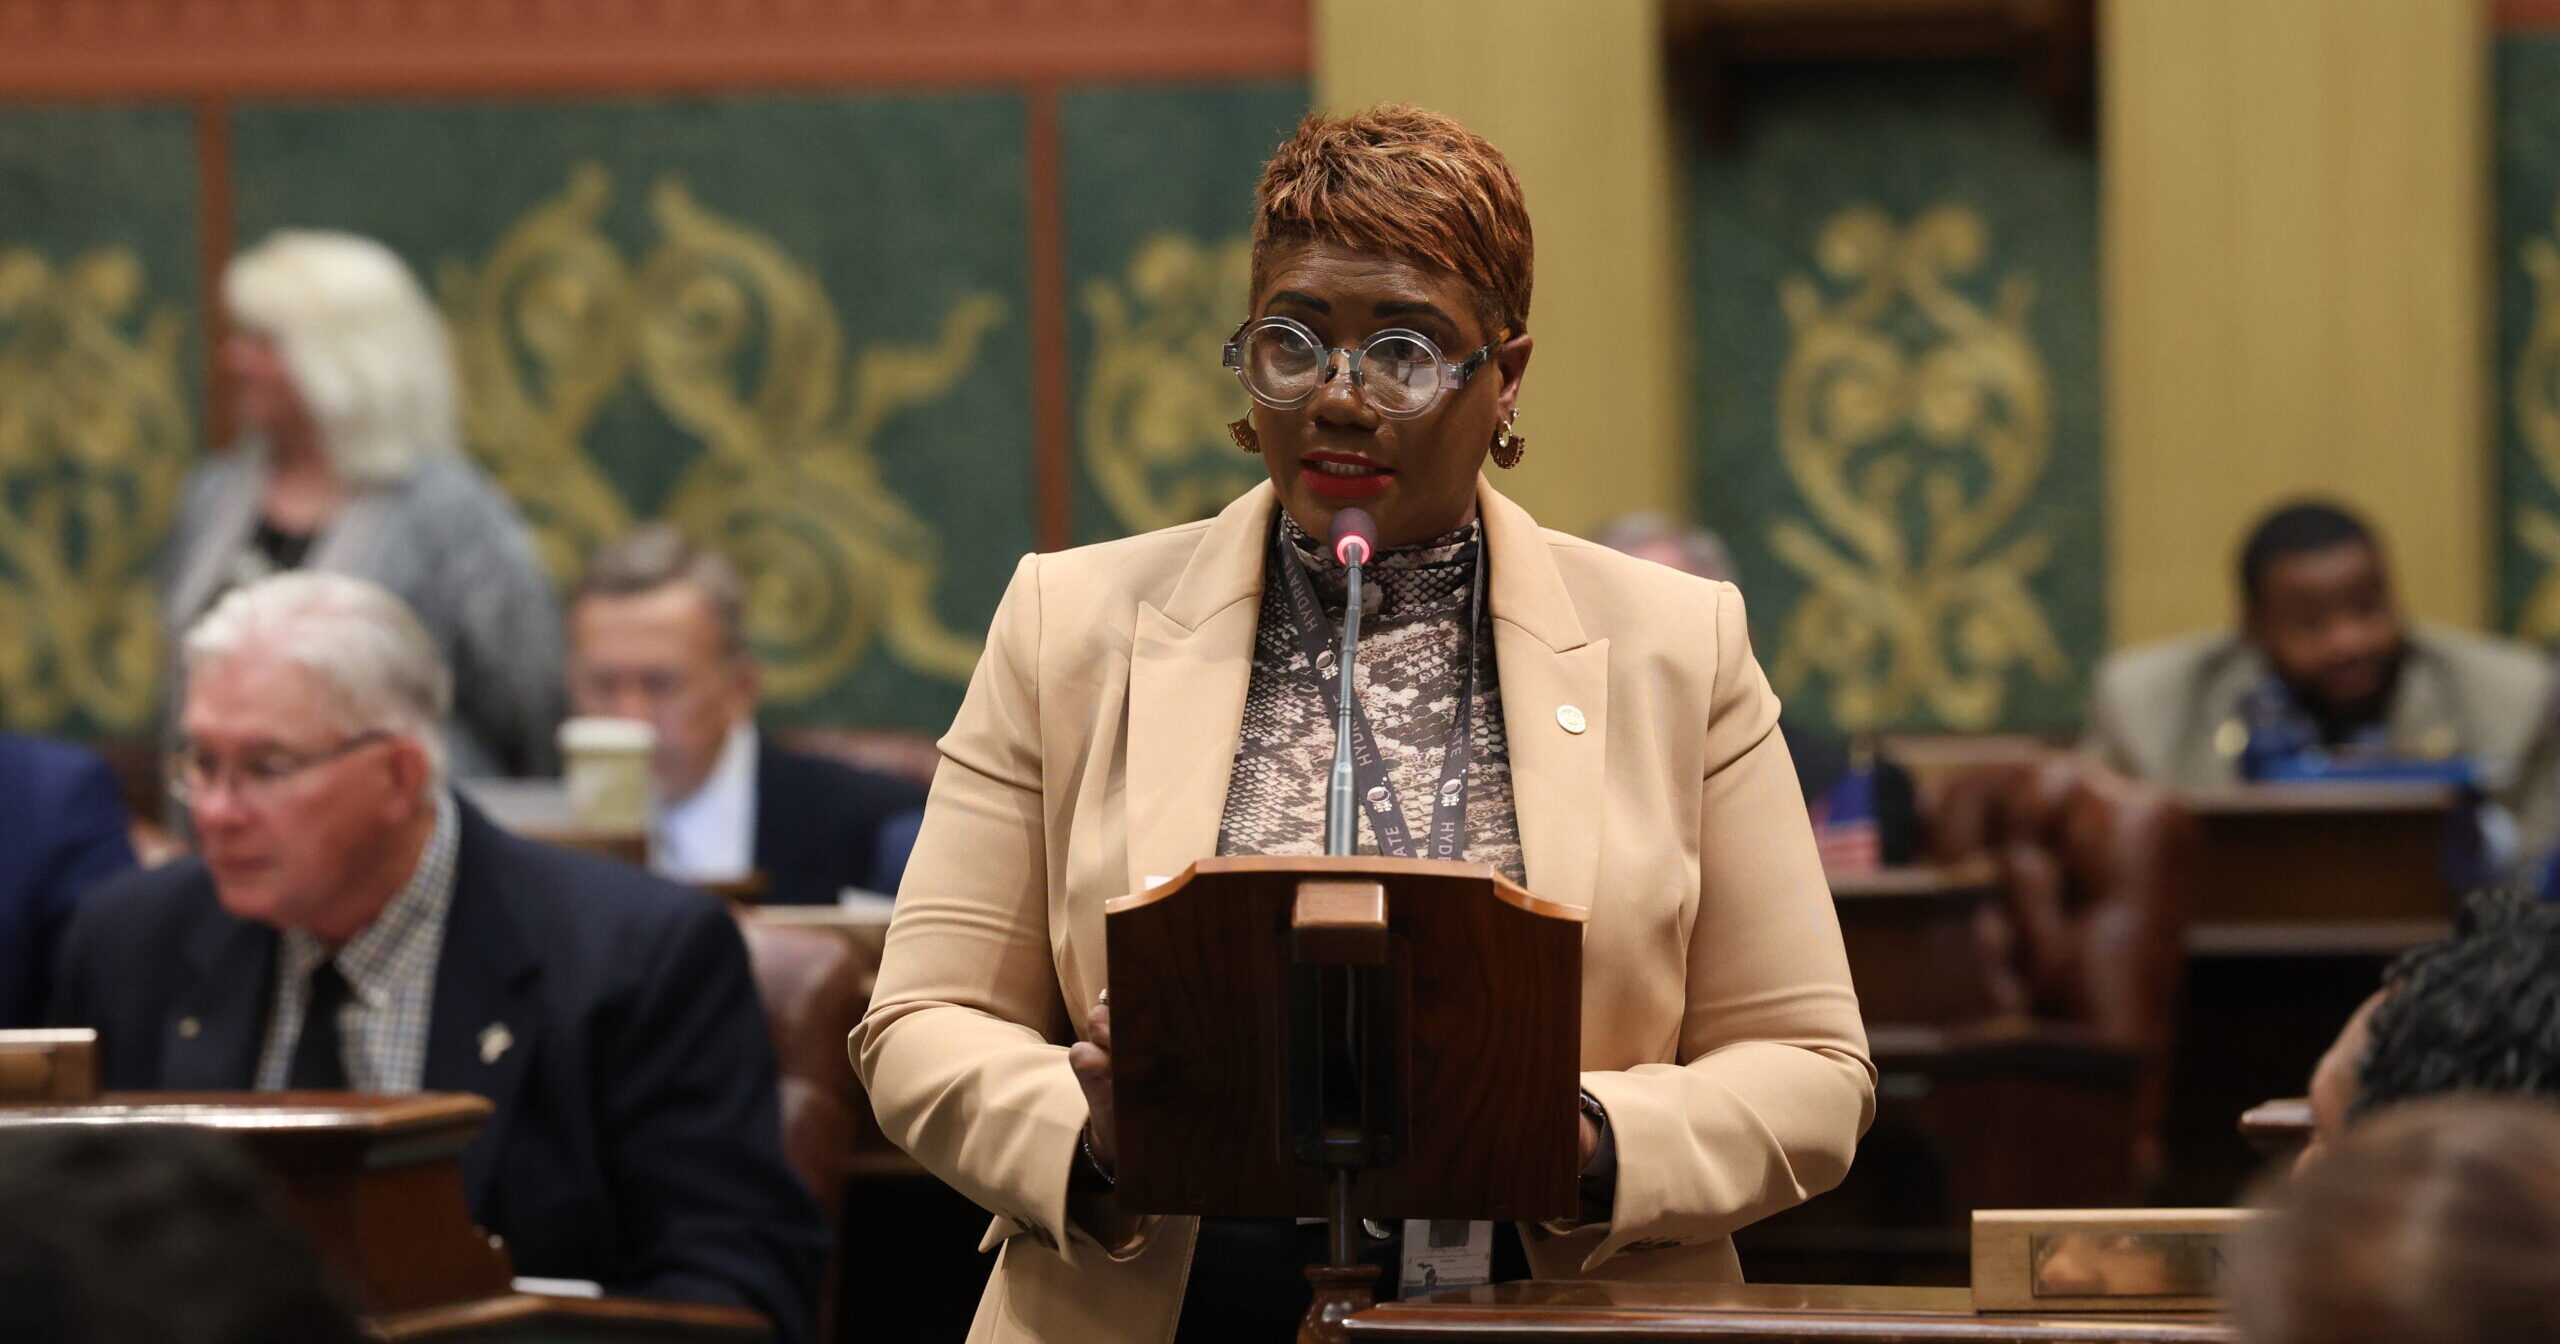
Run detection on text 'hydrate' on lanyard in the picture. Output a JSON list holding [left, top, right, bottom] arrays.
[[1272, 522, 1489, 861]]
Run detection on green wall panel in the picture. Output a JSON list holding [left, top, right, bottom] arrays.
[[2498, 36, 2560, 644], [0, 105, 201, 736], [231, 95, 1033, 735], [1062, 82, 1306, 544], [1689, 67, 2101, 734]]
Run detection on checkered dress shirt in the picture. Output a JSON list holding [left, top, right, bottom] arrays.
[[254, 794, 459, 1093]]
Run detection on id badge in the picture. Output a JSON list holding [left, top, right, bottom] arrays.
[[1397, 1219, 1493, 1297]]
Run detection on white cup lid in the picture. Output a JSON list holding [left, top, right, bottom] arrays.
[[559, 716, 656, 754]]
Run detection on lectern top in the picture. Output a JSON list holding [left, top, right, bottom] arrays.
[[0, 1091, 494, 1139], [1106, 854, 1588, 923]]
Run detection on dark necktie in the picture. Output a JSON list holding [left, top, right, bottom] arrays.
[[286, 960, 352, 1091]]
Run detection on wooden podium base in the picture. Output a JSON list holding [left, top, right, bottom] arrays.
[[1300, 1262, 1380, 1344]]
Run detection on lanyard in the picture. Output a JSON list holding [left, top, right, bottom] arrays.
[[1273, 523, 1487, 861]]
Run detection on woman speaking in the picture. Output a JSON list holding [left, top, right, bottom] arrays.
[[854, 106, 1873, 1342]]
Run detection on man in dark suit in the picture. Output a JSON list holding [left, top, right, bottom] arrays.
[[46, 572, 823, 1342], [0, 733, 136, 1027], [566, 526, 928, 903]]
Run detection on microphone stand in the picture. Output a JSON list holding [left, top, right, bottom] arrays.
[[1316, 545, 1369, 1306], [1326, 559, 1365, 858]]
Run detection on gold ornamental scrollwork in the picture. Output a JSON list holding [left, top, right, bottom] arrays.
[[2512, 209, 2560, 641], [1080, 231, 1267, 534], [0, 246, 191, 730], [1766, 203, 2069, 731], [440, 164, 1000, 700]]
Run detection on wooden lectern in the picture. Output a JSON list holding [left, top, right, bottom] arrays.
[[1106, 855, 1585, 1341]]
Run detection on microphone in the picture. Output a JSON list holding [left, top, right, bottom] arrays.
[[1330, 507, 1376, 569], [1324, 509, 1376, 856]]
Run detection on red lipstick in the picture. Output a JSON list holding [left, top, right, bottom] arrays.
[[1301, 451, 1394, 501]]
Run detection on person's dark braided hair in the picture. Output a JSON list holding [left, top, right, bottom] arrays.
[[2355, 889, 2560, 1119]]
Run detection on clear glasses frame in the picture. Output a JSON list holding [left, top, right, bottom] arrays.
[[165, 729, 393, 806], [1221, 315, 1498, 420]]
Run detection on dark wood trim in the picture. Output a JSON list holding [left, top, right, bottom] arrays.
[[2500, 0, 2560, 30], [1663, 0, 2097, 148], [1025, 79, 1073, 553], [0, 0, 1309, 99], [194, 94, 232, 447]]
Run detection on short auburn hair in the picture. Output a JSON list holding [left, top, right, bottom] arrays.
[[1251, 104, 1533, 341]]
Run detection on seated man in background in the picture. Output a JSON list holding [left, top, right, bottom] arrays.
[[46, 573, 824, 1342], [0, 733, 136, 1027], [566, 525, 928, 901], [1596, 513, 1918, 866], [2086, 500, 2549, 792], [2230, 1096, 2560, 1344], [2297, 889, 2560, 1170]]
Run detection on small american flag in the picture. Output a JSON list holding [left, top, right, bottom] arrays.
[[1813, 744, 1884, 876]]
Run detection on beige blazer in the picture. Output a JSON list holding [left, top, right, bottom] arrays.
[[852, 480, 1875, 1344]]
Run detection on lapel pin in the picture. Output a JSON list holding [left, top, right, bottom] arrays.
[[177, 1016, 201, 1040], [1556, 705, 1587, 735], [479, 1022, 514, 1065]]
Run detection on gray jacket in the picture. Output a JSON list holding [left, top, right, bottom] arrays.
[[163, 447, 566, 777]]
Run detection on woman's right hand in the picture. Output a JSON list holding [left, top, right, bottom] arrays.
[[1066, 1003, 1116, 1173]]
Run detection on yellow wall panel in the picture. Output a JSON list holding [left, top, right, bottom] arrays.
[[2106, 0, 2489, 643], [1316, 0, 1685, 537]]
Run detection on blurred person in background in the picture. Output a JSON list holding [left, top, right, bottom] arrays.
[[566, 525, 928, 901], [2086, 500, 2548, 794], [2230, 1096, 2560, 1344], [0, 1125, 368, 1344], [2296, 889, 2560, 1172], [49, 572, 823, 1341], [1595, 512, 1917, 868], [0, 732, 135, 1026], [163, 229, 564, 778]]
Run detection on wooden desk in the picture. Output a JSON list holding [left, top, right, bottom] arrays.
[[459, 778, 650, 866], [1346, 1283, 2231, 1342], [379, 1294, 768, 1342], [0, 1093, 511, 1315], [1830, 862, 2004, 1026], [2238, 1097, 2313, 1162], [2182, 784, 2458, 928], [2159, 784, 2456, 1204], [0, 1093, 774, 1343]]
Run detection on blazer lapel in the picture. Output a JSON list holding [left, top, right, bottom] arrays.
[[1123, 486, 1273, 899], [423, 800, 542, 1209], [1479, 481, 1609, 914], [166, 898, 277, 1089], [166, 451, 264, 635]]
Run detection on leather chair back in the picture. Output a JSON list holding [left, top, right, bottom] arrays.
[[732, 917, 867, 1227], [1918, 752, 2198, 1178]]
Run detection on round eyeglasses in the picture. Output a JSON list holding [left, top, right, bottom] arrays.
[[1221, 316, 1497, 420]]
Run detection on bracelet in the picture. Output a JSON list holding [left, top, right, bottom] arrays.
[[1078, 1124, 1117, 1190]]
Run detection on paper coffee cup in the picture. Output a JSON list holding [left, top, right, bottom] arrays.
[[559, 717, 655, 832]]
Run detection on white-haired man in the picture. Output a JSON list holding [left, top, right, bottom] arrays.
[[48, 573, 824, 1341], [163, 228, 564, 777]]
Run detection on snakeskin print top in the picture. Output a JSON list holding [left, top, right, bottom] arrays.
[[1215, 512, 1526, 884]]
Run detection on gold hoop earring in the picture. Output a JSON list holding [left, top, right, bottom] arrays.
[[1229, 416, 1260, 454], [1491, 415, 1527, 470]]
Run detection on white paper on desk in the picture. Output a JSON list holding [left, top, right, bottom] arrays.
[[511, 1276, 604, 1299], [835, 889, 897, 924], [1398, 1220, 1493, 1297]]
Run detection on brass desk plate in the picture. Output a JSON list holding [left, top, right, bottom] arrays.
[[1973, 1208, 2254, 1312]]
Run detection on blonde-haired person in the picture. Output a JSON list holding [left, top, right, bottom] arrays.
[[164, 229, 564, 777], [855, 105, 1874, 1343]]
